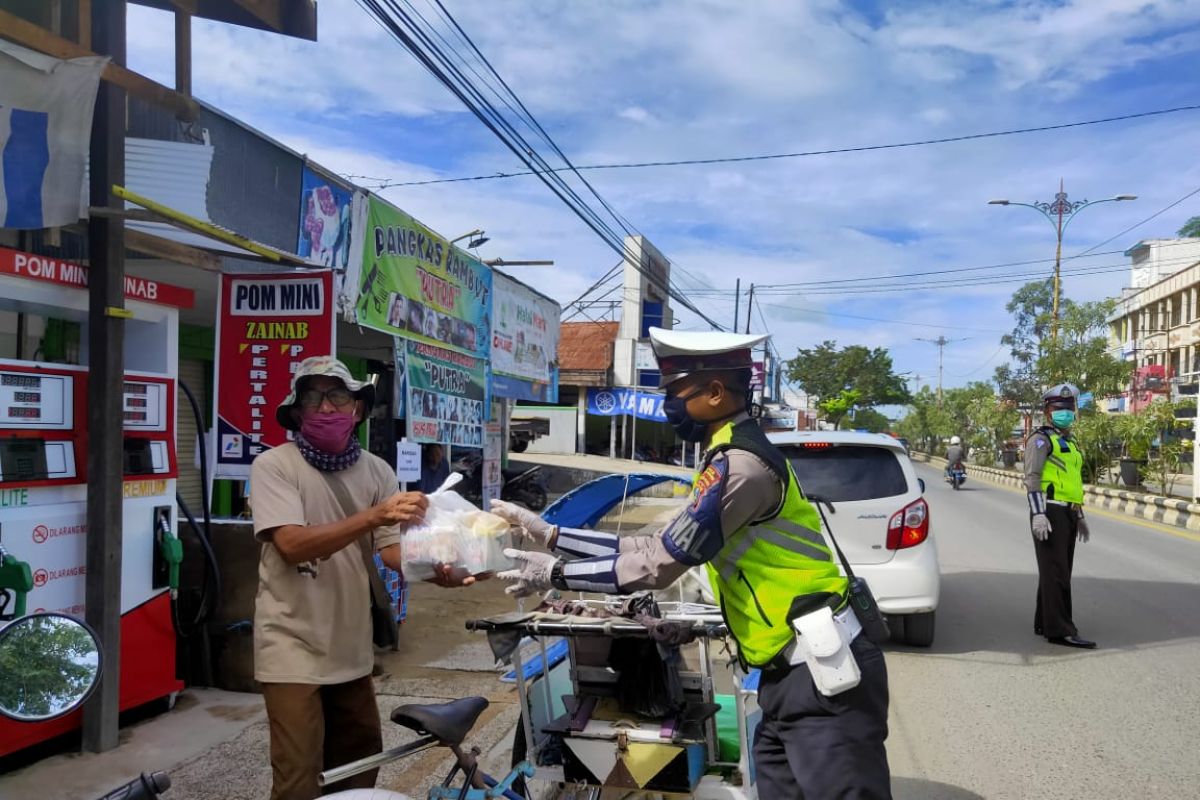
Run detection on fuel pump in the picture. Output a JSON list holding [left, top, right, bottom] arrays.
[[0, 246, 193, 756]]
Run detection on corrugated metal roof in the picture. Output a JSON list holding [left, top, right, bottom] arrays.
[[83, 137, 213, 221]]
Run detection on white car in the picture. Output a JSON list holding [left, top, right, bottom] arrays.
[[766, 430, 941, 646]]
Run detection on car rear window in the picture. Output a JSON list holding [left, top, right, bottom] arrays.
[[781, 445, 908, 502]]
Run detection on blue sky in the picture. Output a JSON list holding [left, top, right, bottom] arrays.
[[127, 0, 1200, 401]]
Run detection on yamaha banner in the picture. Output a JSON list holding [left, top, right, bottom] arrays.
[[586, 387, 668, 422]]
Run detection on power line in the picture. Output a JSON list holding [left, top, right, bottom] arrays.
[[356, 0, 729, 331], [1072, 183, 1200, 258], [351, 105, 1200, 188]]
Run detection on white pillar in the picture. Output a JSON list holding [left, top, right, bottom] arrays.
[[576, 390, 587, 454]]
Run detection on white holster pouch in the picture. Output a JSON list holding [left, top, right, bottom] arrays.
[[788, 605, 863, 697]]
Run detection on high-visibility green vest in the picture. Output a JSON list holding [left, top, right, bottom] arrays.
[[701, 420, 849, 667], [1039, 429, 1084, 504]]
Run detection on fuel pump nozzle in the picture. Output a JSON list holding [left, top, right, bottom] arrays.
[[154, 509, 182, 600], [0, 543, 34, 620]]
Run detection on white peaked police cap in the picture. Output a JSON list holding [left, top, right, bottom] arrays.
[[649, 327, 769, 388]]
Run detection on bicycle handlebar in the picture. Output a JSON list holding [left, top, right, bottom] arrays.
[[97, 773, 171, 800]]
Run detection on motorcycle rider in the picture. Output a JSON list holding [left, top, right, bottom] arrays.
[[491, 328, 892, 799], [945, 436, 966, 480], [1024, 383, 1095, 649]]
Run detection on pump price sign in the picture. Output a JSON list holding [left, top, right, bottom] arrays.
[[213, 271, 335, 479]]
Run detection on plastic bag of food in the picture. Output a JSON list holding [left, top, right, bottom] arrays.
[[402, 473, 514, 580]]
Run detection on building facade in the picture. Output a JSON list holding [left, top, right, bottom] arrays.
[[1108, 239, 1200, 411]]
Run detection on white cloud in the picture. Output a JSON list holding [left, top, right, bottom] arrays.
[[124, 0, 1200, 391]]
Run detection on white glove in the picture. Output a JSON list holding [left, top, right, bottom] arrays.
[[1031, 513, 1051, 542], [1076, 515, 1090, 543], [497, 548, 560, 597], [490, 500, 558, 548]]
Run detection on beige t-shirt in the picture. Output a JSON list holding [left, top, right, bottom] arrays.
[[249, 443, 404, 684]]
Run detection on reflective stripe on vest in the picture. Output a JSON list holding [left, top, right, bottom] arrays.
[[700, 421, 848, 667], [1040, 433, 1084, 504]]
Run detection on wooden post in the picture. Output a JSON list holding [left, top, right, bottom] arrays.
[[174, 10, 191, 95], [83, 0, 127, 755]]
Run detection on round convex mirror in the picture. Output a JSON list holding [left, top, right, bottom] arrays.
[[0, 613, 102, 722]]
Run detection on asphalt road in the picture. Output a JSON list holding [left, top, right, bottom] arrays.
[[884, 463, 1200, 800]]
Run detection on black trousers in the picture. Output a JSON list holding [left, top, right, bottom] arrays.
[[1033, 504, 1079, 638], [754, 635, 891, 799]]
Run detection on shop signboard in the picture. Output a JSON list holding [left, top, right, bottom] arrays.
[[355, 197, 492, 357], [297, 167, 354, 267], [491, 273, 560, 402], [586, 387, 667, 422], [405, 339, 488, 447], [213, 271, 335, 479]]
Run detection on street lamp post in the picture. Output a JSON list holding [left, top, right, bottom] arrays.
[[989, 180, 1135, 342]]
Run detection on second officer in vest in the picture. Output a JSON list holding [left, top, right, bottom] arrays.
[[1024, 383, 1096, 649], [491, 328, 892, 799]]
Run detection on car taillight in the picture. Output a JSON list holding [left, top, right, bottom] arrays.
[[887, 497, 929, 549]]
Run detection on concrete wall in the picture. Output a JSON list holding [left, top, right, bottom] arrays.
[[513, 406, 578, 454]]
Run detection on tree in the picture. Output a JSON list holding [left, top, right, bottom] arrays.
[[1178, 216, 1200, 238], [993, 281, 1131, 410], [896, 386, 953, 453], [817, 389, 860, 429], [850, 407, 892, 433], [787, 341, 910, 426]]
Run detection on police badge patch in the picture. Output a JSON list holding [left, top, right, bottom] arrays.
[[662, 455, 728, 566]]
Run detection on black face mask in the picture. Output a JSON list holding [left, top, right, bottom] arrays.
[[663, 385, 747, 443], [663, 387, 708, 442]]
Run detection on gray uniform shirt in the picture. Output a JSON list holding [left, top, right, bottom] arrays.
[[613, 448, 785, 591]]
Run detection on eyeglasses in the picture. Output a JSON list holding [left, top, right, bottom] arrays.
[[299, 387, 356, 409]]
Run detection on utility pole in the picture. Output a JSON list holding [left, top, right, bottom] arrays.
[[916, 337, 967, 406], [745, 283, 756, 334], [85, 0, 128, 754], [733, 278, 741, 332]]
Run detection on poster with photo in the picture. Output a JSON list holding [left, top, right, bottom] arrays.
[[298, 167, 354, 267], [405, 339, 487, 446]]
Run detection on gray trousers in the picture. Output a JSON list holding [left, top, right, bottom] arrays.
[[754, 635, 892, 799]]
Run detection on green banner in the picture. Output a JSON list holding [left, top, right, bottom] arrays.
[[406, 339, 487, 447], [356, 196, 492, 356]]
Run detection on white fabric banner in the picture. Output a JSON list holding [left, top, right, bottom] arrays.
[[0, 40, 108, 229]]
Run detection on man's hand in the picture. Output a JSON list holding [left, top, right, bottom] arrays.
[[490, 500, 558, 548], [427, 564, 493, 588], [1031, 513, 1051, 542], [372, 492, 428, 528], [497, 549, 559, 597], [1076, 514, 1090, 543]]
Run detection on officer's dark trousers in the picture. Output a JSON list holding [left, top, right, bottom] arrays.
[[754, 635, 891, 799], [1033, 504, 1078, 638]]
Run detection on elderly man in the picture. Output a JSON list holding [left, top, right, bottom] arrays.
[[250, 356, 473, 800]]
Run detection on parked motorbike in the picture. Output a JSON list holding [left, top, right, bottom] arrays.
[[946, 463, 967, 490], [451, 453, 548, 512]]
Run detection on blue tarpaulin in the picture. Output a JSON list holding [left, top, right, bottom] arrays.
[[541, 472, 693, 529]]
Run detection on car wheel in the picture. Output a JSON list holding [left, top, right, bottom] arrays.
[[903, 611, 936, 647], [511, 438, 530, 453], [885, 614, 905, 643]]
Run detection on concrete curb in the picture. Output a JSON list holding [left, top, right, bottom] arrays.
[[910, 452, 1200, 531]]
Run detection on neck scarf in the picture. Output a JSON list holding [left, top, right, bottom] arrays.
[[295, 431, 362, 472]]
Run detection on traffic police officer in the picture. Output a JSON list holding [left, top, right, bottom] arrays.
[[492, 328, 892, 799], [1024, 383, 1095, 649]]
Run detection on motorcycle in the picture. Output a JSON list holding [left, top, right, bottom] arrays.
[[0, 613, 531, 800], [946, 463, 967, 490], [451, 453, 548, 512]]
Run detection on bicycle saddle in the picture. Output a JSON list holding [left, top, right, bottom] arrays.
[[390, 696, 489, 745]]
